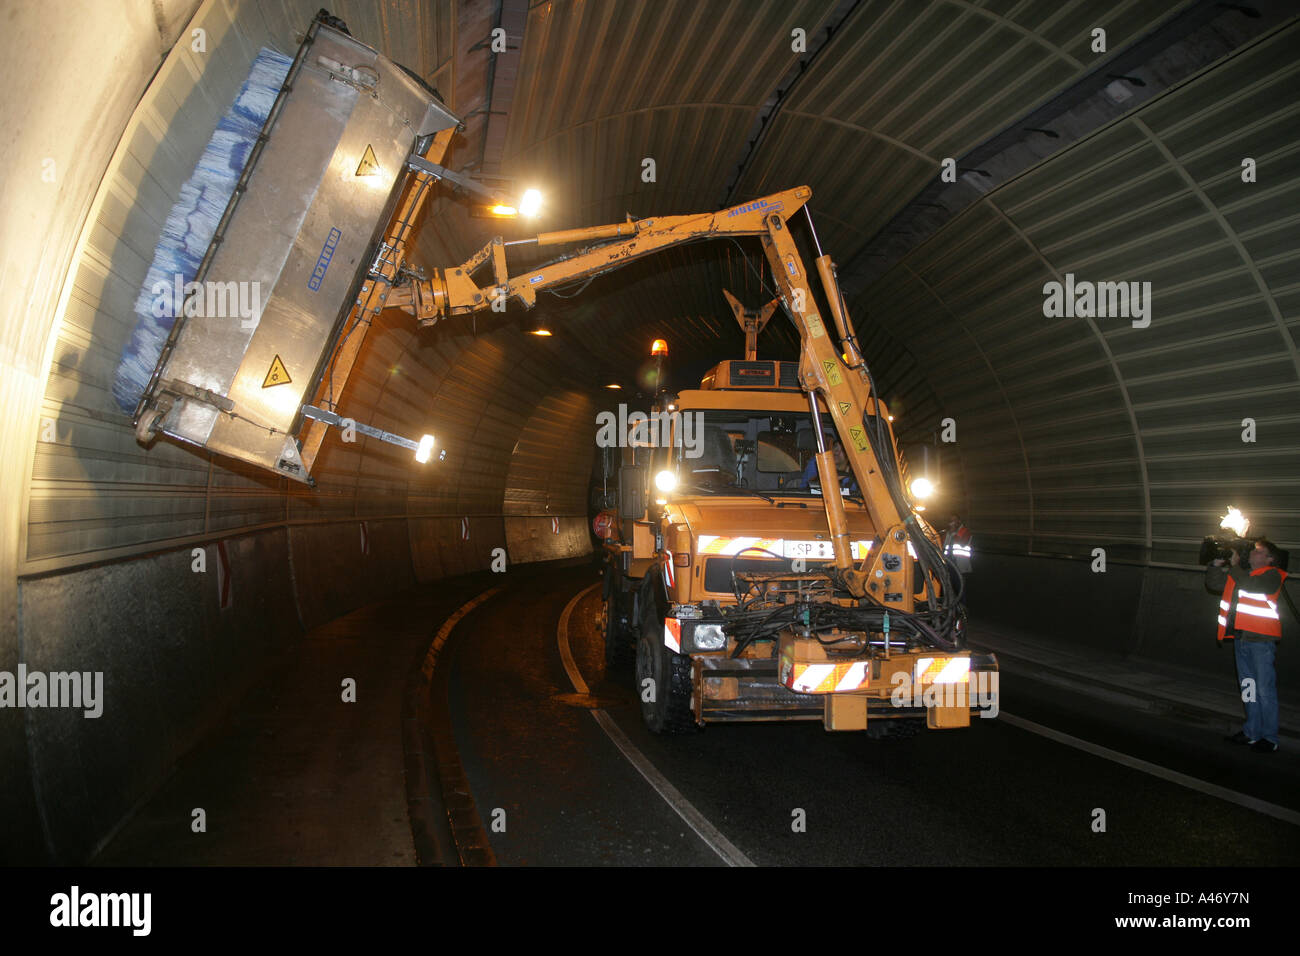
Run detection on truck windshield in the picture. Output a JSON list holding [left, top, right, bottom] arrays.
[[675, 410, 835, 497]]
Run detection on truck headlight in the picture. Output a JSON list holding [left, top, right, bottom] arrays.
[[655, 470, 678, 492], [691, 623, 726, 651]]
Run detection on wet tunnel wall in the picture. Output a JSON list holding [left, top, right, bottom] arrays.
[[1, 0, 596, 863]]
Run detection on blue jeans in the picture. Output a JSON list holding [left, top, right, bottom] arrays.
[[1235, 639, 1279, 744]]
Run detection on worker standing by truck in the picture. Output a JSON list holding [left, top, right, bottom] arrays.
[[944, 514, 973, 573], [1209, 539, 1287, 753]]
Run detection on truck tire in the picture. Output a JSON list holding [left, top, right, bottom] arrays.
[[635, 593, 698, 734], [601, 566, 636, 670]]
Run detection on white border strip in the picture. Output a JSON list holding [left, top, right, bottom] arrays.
[[558, 584, 756, 867], [999, 712, 1300, 827]]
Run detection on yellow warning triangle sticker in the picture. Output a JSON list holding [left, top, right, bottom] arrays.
[[356, 144, 380, 177], [822, 360, 835, 374], [262, 354, 292, 388], [839, 401, 852, 416], [849, 426, 868, 451]]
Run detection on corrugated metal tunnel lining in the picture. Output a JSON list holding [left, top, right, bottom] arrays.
[[0, 0, 1296, 864]]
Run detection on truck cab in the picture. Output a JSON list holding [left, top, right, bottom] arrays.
[[599, 356, 998, 735]]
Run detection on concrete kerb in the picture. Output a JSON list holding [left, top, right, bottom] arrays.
[[402, 585, 503, 866]]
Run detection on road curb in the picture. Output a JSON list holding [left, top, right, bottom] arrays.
[[403, 586, 503, 866]]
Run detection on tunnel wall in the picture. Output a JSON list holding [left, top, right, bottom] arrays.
[[3, 0, 594, 863], [966, 552, 1300, 691], [16, 529, 300, 863], [858, 22, 1300, 568]]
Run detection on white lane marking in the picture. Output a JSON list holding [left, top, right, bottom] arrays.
[[557, 584, 756, 867], [999, 711, 1300, 827]]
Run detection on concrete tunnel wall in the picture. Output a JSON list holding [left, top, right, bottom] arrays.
[[1, 0, 597, 863]]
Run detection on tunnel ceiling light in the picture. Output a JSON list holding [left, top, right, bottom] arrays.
[[605, 382, 622, 389]]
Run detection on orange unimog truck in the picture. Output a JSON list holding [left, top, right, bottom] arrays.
[[597, 337, 998, 736]]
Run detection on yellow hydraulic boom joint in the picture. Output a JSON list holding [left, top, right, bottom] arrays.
[[391, 183, 934, 611]]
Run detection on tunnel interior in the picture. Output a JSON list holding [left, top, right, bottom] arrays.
[[1, 0, 1297, 865]]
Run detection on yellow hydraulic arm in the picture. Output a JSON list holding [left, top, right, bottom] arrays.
[[388, 186, 928, 610]]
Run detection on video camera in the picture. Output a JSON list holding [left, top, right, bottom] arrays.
[[1198, 534, 1290, 571], [1198, 535, 1256, 566]]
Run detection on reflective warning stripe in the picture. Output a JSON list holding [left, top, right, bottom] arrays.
[[698, 535, 764, 555], [696, 536, 803, 556], [915, 656, 971, 685], [664, 550, 675, 589], [790, 664, 836, 693], [1219, 600, 1231, 611], [788, 660, 870, 694], [699, 537, 878, 561], [1236, 603, 1279, 621], [1218, 615, 1228, 627], [663, 617, 681, 653], [834, 662, 869, 692]]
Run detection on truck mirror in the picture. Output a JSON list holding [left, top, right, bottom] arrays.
[[619, 466, 646, 519]]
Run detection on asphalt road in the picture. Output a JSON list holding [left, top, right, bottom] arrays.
[[446, 564, 1300, 866]]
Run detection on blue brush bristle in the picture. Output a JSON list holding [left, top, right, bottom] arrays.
[[113, 46, 293, 415]]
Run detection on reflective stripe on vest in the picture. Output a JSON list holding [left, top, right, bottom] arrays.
[[1217, 568, 1289, 640]]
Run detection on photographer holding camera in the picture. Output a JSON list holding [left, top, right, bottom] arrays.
[[1206, 538, 1288, 752]]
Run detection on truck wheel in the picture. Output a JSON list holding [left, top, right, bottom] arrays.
[[635, 600, 698, 734], [601, 568, 636, 670]]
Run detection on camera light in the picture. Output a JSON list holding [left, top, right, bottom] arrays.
[[1220, 506, 1250, 538]]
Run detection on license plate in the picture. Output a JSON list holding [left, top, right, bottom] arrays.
[[781, 539, 834, 559]]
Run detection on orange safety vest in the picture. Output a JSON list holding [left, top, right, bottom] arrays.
[[1217, 567, 1288, 640]]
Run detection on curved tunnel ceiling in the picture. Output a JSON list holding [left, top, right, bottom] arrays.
[[7, 0, 1289, 580], [12, 0, 1300, 573], [415, 0, 1299, 566]]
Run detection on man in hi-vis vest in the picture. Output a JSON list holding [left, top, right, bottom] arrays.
[[943, 514, 972, 575], [1207, 538, 1287, 752]]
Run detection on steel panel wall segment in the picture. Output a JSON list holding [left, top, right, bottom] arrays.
[[858, 18, 1300, 564]]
